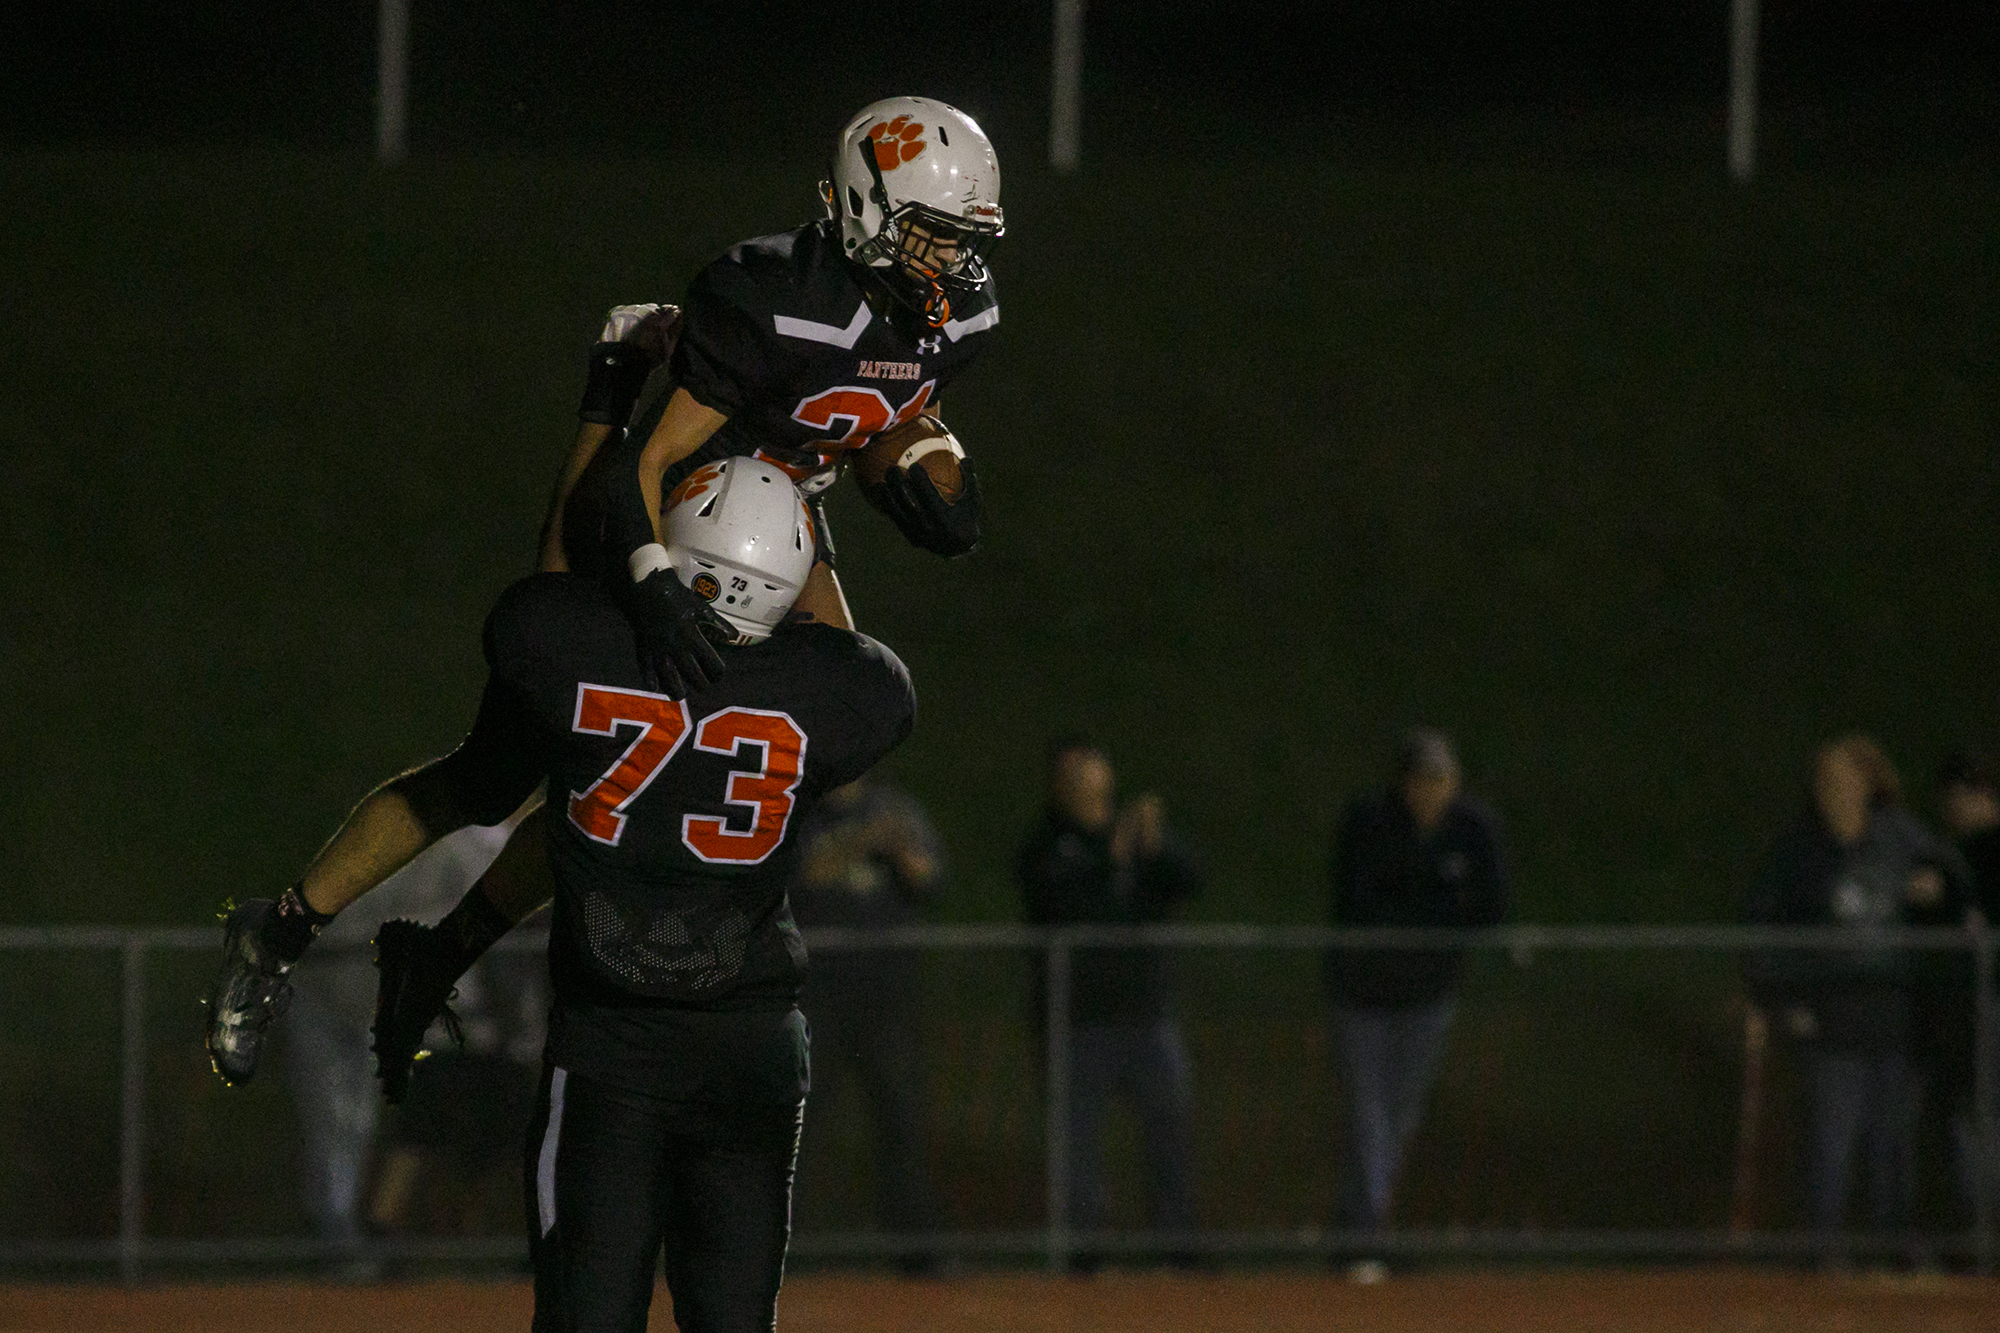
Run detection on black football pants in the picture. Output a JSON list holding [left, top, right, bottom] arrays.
[[525, 1063, 803, 1333]]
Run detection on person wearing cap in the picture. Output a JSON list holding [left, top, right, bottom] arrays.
[[1324, 729, 1508, 1275]]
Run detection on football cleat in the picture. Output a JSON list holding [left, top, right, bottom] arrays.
[[371, 918, 465, 1105], [204, 898, 294, 1087]]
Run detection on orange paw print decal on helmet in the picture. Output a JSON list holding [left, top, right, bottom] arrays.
[[668, 461, 728, 509], [869, 116, 927, 170]]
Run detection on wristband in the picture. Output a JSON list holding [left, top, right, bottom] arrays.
[[261, 882, 335, 965], [578, 341, 655, 427], [629, 543, 672, 582]]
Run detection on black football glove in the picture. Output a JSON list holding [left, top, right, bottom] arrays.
[[371, 919, 466, 1105], [578, 304, 682, 428], [624, 564, 730, 699], [878, 457, 982, 557]]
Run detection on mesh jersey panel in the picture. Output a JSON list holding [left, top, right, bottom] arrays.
[[578, 887, 751, 993]]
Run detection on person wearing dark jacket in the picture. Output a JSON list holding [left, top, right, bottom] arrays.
[[788, 778, 944, 1269], [1936, 749, 2000, 1222], [1018, 739, 1201, 1252], [1941, 751, 2000, 926], [1744, 735, 1972, 1243], [1325, 730, 1507, 1261]]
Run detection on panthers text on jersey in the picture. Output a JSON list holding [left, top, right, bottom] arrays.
[[663, 219, 999, 492], [440, 573, 915, 1086]]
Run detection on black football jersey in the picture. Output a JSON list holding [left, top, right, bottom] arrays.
[[457, 573, 916, 1013], [666, 220, 1000, 489]]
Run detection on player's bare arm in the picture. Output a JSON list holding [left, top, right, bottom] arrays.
[[538, 420, 614, 573], [589, 389, 736, 698], [794, 561, 854, 629], [636, 388, 730, 536], [540, 306, 737, 697], [539, 303, 692, 573]]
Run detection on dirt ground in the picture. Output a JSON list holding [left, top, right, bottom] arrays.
[[0, 1269, 1995, 1333]]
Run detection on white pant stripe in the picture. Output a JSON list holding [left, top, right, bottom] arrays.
[[536, 1067, 568, 1238]]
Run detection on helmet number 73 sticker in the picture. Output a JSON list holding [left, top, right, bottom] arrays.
[[567, 685, 807, 866]]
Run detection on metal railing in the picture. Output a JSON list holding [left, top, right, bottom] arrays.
[[0, 921, 1992, 1279]]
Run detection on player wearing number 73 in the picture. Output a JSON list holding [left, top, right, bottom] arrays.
[[207, 459, 914, 1332]]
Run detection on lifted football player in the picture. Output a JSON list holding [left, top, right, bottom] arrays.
[[547, 94, 1001, 697], [204, 95, 991, 1092], [210, 458, 914, 1332]]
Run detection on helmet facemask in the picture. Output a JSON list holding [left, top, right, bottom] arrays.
[[842, 133, 1004, 327]]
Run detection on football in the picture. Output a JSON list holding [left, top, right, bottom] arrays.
[[850, 413, 966, 502]]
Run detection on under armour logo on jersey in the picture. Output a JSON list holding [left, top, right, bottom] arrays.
[[916, 335, 943, 355]]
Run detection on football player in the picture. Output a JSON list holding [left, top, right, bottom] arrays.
[[206, 92, 992, 1075], [546, 94, 1002, 697], [209, 458, 914, 1332]]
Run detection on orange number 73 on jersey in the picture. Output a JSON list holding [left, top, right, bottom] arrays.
[[566, 685, 808, 866]]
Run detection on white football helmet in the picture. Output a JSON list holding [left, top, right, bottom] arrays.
[[822, 96, 1003, 326], [660, 457, 816, 645]]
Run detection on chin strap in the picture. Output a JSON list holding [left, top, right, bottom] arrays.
[[920, 281, 951, 327]]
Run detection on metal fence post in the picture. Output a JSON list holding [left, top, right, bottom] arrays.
[[118, 934, 148, 1283], [1049, 0, 1084, 172], [376, 0, 411, 163], [1727, 0, 1760, 179], [1044, 931, 1072, 1272], [1974, 914, 1996, 1277]]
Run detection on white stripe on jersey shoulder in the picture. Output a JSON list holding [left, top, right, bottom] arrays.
[[773, 302, 873, 349], [942, 304, 1000, 342]]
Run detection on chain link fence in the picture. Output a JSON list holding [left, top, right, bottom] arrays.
[[0, 923, 1991, 1280]]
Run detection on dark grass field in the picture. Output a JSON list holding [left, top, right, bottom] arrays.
[[0, 145, 1993, 1238], [1, 147, 1992, 928]]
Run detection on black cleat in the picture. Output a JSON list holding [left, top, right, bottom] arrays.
[[371, 918, 463, 1105], [205, 899, 293, 1086]]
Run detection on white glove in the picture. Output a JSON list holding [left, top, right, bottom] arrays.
[[596, 303, 682, 370], [600, 303, 666, 343]]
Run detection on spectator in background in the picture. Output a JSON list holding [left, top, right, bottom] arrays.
[[788, 778, 945, 1272], [1938, 749, 2000, 1220], [1743, 735, 1971, 1253], [1019, 739, 1200, 1263], [1325, 729, 1507, 1279], [1940, 748, 2000, 922], [281, 820, 515, 1277]]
